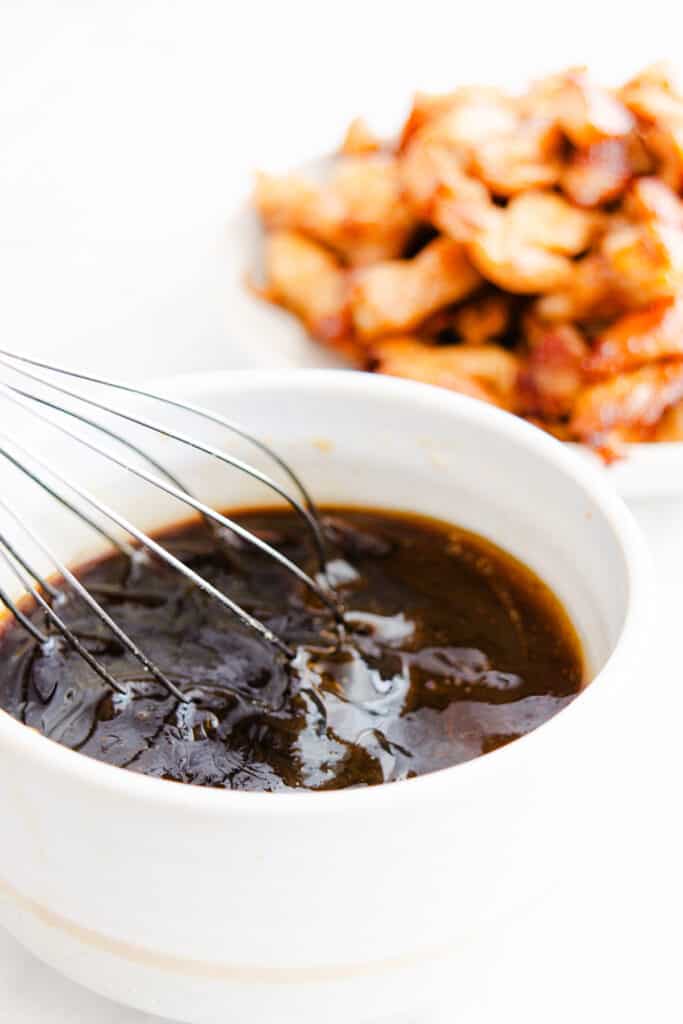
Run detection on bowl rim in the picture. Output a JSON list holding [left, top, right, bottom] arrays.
[[0, 368, 654, 814]]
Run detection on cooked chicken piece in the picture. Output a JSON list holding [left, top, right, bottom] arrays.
[[505, 190, 601, 254], [570, 359, 683, 444], [587, 298, 683, 376], [254, 171, 318, 229], [263, 230, 350, 344], [621, 64, 683, 191], [254, 156, 416, 266], [402, 89, 560, 198], [339, 117, 381, 155], [560, 73, 634, 148], [398, 90, 467, 151], [329, 157, 417, 261], [408, 89, 518, 152], [620, 62, 683, 122], [349, 237, 481, 339], [518, 322, 588, 417], [654, 399, 683, 440], [453, 294, 511, 345], [624, 176, 683, 227], [400, 140, 496, 246], [625, 131, 657, 176], [467, 208, 573, 294], [533, 252, 625, 323], [399, 139, 444, 215], [433, 179, 585, 294], [473, 130, 565, 195], [398, 86, 517, 150], [529, 67, 634, 148], [601, 218, 683, 305], [561, 138, 632, 207], [431, 171, 496, 243], [399, 139, 491, 228], [621, 62, 680, 99], [543, 215, 683, 317], [368, 337, 520, 408], [640, 126, 683, 192]]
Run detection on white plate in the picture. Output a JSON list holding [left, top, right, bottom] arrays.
[[225, 166, 683, 502]]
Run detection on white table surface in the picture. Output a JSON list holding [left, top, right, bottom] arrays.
[[1, 3, 682, 1020]]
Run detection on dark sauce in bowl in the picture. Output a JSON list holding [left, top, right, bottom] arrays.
[[0, 507, 583, 791]]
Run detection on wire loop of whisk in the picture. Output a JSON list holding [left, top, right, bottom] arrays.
[[0, 353, 345, 703], [0, 493, 189, 703], [0, 349, 330, 571], [0, 383, 341, 620], [0, 531, 128, 694]]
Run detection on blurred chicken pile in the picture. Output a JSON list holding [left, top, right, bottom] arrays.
[[253, 64, 683, 458]]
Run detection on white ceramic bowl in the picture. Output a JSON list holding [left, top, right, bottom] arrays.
[[0, 370, 652, 1024]]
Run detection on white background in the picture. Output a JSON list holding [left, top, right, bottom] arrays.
[[0, 2, 682, 1021]]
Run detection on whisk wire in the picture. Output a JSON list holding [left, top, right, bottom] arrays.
[[0, 494, 189, 703], [0, 350, 329, 569], [0, 430, 296, 659], [0, 581, 47, 644], [0, 358, 211, 501], [0, 383, 341, 620], [0, 518, 59, 600], [0, 354, 345, 702], [0, 444, 135, 560], [0, 360, 194, 495], [0, 533, 127, 694]]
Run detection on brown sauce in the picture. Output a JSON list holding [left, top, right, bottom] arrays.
[[0, 507, 583, 791]]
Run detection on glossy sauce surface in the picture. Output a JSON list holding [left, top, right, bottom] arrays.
[[0, 507, 583, 790]]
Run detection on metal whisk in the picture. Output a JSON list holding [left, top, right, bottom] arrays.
[[0, 350, 345, 704]]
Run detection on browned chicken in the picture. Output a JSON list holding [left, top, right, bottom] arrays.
[[253, 62, 683, 454]]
